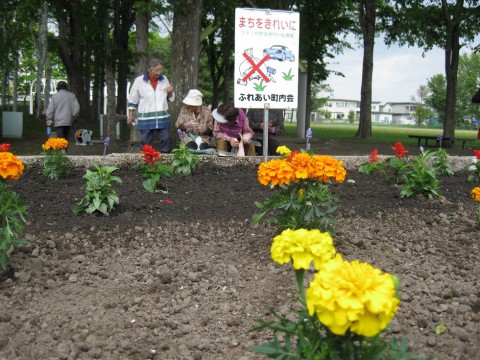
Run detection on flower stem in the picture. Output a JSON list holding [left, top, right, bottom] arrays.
[[295, 269, 306, 305]]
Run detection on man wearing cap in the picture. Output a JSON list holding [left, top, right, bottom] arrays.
[[175, 89, 213, 150], [128, 57, 174, 153]]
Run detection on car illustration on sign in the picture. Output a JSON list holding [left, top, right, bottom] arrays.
[[262, 45, 295, 62]]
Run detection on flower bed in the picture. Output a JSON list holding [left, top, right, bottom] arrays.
[[0, 155, 478, 359]]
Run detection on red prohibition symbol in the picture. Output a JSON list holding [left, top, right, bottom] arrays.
[[242, 52, 271, 83]]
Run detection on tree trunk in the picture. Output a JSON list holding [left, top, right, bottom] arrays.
[[355, 0, 376, 139], [170, 0, 203, 146], [441, 0, 462, 142], [130, 0, 151, 145], [33, 0, 48, 119]]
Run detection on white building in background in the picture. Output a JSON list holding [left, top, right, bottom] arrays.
[[317, 98, 424, 125]]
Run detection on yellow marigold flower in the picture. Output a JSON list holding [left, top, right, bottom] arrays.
[[471, 187, 480, 202], [271, 228, 337, 270], [44, 138, 69, 151], [258, 159, 294, 186], [276, 145, 291, 157], [306, 259, 400, 337], [0, 152, 25, 181], [290, 152, 315, 180]]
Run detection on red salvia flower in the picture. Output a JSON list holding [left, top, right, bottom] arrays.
[[369, 149, 380, 163], [391, 142, 408, 158], [0, 143, 11, 152], [474, 149, 480, 159], [140, 145, 161, 164]]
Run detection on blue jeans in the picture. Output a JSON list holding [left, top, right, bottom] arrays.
[[140, 128, 171, 153]]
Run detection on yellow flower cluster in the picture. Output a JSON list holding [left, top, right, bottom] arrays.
[[306, 258, 399, 337], [271, 228, 337, 270], [471, 187, 480, 202], [0, 152, 24, 181], [258, 151, 346, 186], [276, 145, 292, 157], [43, 138, 69, 151]]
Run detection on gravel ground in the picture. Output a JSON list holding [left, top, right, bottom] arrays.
[[0, 154, 479, 360]]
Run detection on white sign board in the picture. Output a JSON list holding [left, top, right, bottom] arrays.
[[234, 8, 300, 110]]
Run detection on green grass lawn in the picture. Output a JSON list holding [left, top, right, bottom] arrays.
[[281, 122, 479, 146]]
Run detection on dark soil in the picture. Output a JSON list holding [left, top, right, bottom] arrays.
[[1, 154, 479, 360]]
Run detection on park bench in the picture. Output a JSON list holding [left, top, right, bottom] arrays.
[[408, 135, 475, 149], [408, 135, 450, 148]]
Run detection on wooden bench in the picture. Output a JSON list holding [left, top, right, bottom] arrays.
[[408, 135, 450, 148], [451, 138, 475, 149], [408, 135, 475, 149]]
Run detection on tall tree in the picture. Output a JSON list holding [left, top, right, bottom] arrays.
[[355, 0, 376, 139], [169, 0, 203, 144], [385, 0, 480, 141], [297, 0, 356, 130], [425, 73, 447, 118]]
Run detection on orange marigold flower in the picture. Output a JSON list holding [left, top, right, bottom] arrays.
[[290, 152, 315, 180], [312, 155, 346, 183], [258, 159, 294, 186], [471, 187, 480, 202], [369, 149, 380, 163], [0, 152, 24, 181], [44, 138, 69, 151], [391, 142, 408, 158], [0, 143, 11, 152]]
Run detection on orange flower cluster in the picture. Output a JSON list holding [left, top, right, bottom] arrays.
[[471, 187, 480, 202], [43, 138, 69, 151], [258, 152, 346, 186], [0, 152, 24, 181]]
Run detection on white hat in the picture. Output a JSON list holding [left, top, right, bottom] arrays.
[[212, 108, 228, 123], [182, 89, 203, 106]]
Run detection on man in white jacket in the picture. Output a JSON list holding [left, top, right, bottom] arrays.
[[127, 57, 175, 153]]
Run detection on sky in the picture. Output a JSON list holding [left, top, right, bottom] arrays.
[[325, 39, 448, 104]]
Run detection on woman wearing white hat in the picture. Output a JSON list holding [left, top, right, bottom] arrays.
[[175, 89, 214, 150]]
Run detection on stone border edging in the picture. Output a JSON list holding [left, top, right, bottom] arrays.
[[19, 154, 473, 171]]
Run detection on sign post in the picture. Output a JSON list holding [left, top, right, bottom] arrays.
[[234, 8, 300, 160]]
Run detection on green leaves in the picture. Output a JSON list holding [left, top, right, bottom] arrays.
[[253, 181, 339, 233], [0, 182, 28, 270], [41, 150, 71, 179], [171, 143, 199, 176], [139, 162, 173, 193], [72, 163, 122, 216]]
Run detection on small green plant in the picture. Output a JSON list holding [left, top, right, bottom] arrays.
[[253, 147, 346, 234], [383, 142, 409, 184], [135, 145, 173, 192], [358, 149, 385, 175], [282, 68, 294, 80], [41, 138, 71, 179], [171, 142, 198, 175], [465, 150, 480, 183], [0, 146, 28, 270], [432, 148, 454, 176], [400, 151, 442, 199], [72, 163, 122, 215]]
